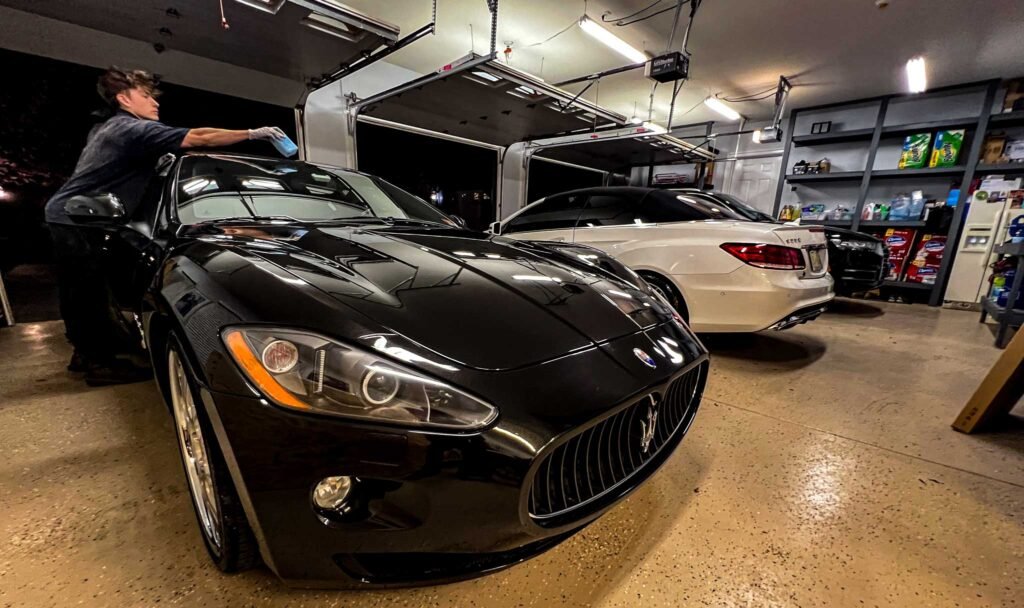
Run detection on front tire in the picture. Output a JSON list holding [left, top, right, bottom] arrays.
[[639, 271, 690, 324], [167, 333, 259, 573]]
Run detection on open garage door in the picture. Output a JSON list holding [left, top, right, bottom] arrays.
[[324, 54, 714, 218]]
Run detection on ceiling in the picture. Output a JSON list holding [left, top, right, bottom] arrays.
[[339, 0, 1024, 126], [0, 0, 395, 82], [3, 0, 1023, 125]]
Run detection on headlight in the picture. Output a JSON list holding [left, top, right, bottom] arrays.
[[222, 327, 497, 430]]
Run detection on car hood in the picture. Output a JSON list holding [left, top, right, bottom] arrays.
[[181, 221, 672, 371]]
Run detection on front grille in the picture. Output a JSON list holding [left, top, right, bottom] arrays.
[[528, 362, 706, 523]]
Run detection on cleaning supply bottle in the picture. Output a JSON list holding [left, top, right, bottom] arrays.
[[271, 134, 299, 158]]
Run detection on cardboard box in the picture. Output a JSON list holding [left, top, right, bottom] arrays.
[[982, 135, 1007, 164], [1003, 78, 1024, 113]]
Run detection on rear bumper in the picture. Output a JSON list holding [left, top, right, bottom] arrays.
[[196, 325, 708, 587], [672, 268, 834, 333]]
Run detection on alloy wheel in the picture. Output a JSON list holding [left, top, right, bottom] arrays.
[[169, 349, 223, 554]]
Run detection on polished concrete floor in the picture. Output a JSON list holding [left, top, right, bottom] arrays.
[[1, 301, 1022, 607]]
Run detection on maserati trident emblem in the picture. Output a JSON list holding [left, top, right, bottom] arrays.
[[633, 348, 657, 369], [639, 396, 659, 453]]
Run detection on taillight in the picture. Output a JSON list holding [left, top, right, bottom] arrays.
[[720, 243, 805, 270]]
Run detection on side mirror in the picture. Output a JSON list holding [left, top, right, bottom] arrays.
[[155, 153, 177, 177], [488, 221, 502, 235], [449, 214, 467, 229], [64, 193, 126, 223]]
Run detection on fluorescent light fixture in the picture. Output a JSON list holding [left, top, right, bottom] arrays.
[[578, 16, 647, 64], [302, 12, 364, 42], [471, 70, 501, 83], [181, 178, 213, 195], [241, 178, 285, 190], [704, 97, 741, 121], [512, 275, 562, 283], [641, 121, 667, 134], [234, 0, 286, 14], [752, 129, 762, 143], [906, 56, 927, 93]]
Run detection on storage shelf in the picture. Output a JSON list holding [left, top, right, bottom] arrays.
[[995, 242, 1024, 256], [975, 162, 1024, 175], [982, 298, 1024, 324], [786, 171, 864, 183], [880, 117, 977, 138], [859, 220, 927, 228], [989, 111, 1024, 128], [870, 166, 965, 180], [883, 280, 933, 290], [791, 129, 875, 147], [800, 219, 853, 227]]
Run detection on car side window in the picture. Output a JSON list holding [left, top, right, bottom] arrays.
[[575, 194, 638, 228], [504, 194, 587, 234], [638, 192, 714, 223]]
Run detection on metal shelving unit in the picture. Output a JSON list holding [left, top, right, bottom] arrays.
[[773, 79, 1002, 305], [980, 242, 1024, 348], [785, 171, 863, 183], [883, 280, 933, 291], [975, 162, 1024, 175]]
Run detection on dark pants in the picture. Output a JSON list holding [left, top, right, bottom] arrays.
[[49, 224, 123, 363]]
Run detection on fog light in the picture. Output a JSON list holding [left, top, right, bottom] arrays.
[[313, 476, 353, 511]]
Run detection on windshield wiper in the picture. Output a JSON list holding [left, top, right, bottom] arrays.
[[196, 215, 301, 225]]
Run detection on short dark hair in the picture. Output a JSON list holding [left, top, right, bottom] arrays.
[[97, 67, 160, 109]]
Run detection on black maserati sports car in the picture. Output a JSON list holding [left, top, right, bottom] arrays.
[[64, 153, 709, 586]]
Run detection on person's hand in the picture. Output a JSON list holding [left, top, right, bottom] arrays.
[[248, 126, 286, 141]]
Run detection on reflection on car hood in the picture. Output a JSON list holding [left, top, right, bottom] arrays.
[[181, 221, 675, 371]]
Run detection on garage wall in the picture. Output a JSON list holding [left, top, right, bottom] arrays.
[[0, 5, 302, 107]]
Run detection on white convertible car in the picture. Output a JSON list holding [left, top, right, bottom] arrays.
[[493, 187, 834, 332]]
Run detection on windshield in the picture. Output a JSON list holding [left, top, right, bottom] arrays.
[[175, 155, 453, 226]]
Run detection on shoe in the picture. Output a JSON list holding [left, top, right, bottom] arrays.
[[67, 351, 87, 373], [85, 360, 153, 387]]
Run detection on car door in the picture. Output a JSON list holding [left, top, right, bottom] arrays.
[[500, 192, 587, 242], [93, 160, 174, 319]]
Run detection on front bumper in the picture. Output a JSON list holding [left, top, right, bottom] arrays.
[[198, 323, 708, 587]]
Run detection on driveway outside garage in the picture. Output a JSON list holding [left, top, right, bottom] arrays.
[[1, 301, 1021, 607]]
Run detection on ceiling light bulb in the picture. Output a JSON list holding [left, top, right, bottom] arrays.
[[906, 56, 927, 93], [578, 16, 648, 64], [752, 129, 762, 143], [703, 97, 742, 121]]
